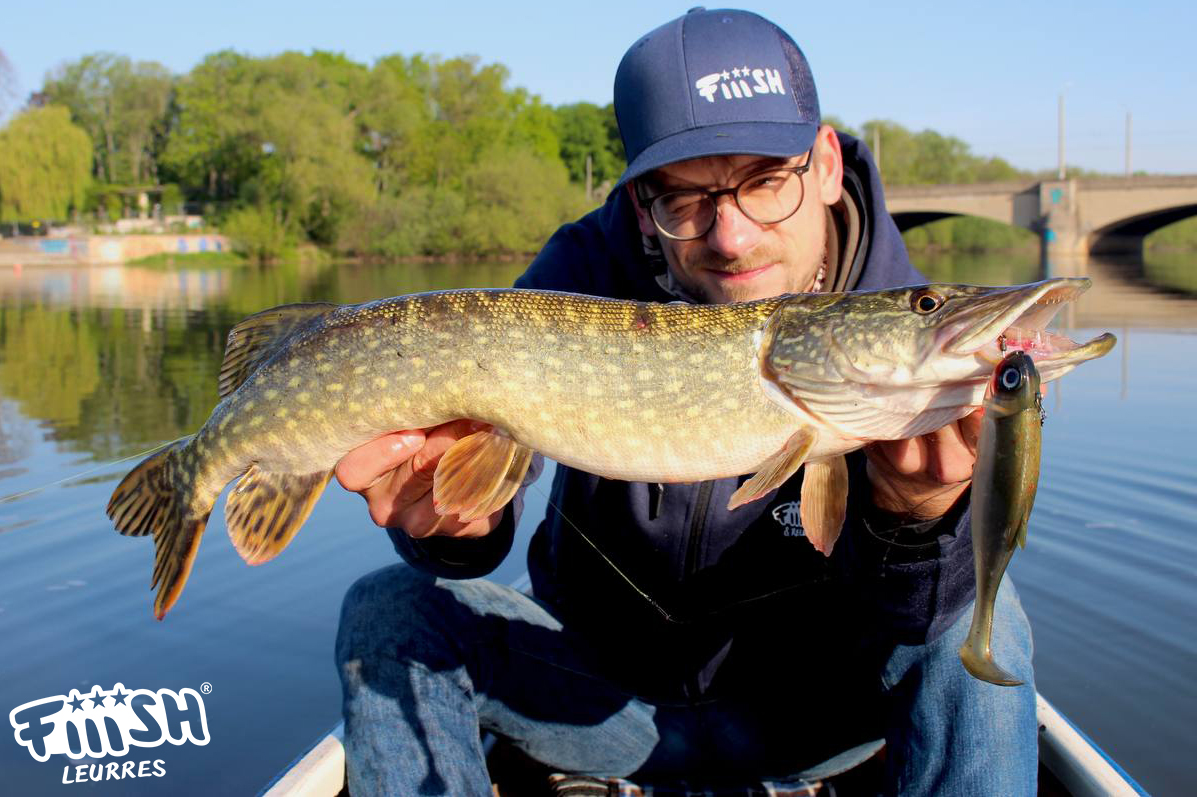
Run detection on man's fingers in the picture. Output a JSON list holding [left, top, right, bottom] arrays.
[[336, 420, 498, 533], [335, 430, 427, 492], [395, 498, 497, 540], [389, 421, 492, 506]]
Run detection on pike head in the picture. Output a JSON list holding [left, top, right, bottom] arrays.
[[760, 278, 1116, 441]]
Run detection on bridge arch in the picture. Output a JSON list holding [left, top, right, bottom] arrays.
[[1088, 203, 1197, 256], [890, 211, 960, 233], [885, 177, 1197, 260]]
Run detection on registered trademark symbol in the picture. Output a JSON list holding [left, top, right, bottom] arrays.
[[200, 682, 212, 694]]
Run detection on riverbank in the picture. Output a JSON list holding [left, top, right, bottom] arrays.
[[0, 233, 232, 267]]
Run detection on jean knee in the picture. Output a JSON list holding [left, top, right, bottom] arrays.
[[336, 565, 441, 665]]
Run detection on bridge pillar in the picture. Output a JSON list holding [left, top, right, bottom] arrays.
[[1039, 180, 1089, 269]]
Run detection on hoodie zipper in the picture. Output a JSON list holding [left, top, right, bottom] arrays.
[[682, 480, 714, 698], [684, 481, 714, 578]]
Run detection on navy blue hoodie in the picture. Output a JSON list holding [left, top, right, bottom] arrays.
[[391, 134, 976, 703]]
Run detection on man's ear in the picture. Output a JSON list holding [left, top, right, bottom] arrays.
[[626, 182, 658, 237], [812, 124, 843, 206]]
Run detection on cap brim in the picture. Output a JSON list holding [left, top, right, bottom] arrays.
[[614, 121, 819, 190]]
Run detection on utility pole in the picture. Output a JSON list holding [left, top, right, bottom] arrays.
[[1057, 93, 1066, 180], [585, 154, 593, 200], [1125, 111, 1132, 177]]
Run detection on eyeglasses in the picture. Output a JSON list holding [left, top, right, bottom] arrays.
[[637, 155, 813, 241]]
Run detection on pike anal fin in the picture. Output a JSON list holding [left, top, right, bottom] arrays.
[[800, 455, 849, 557], [728, 426, 817, 511], [225, 465, 333, 565], [433, 430, 533, 523]]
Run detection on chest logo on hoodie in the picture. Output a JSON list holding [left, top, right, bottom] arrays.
[[771, 501, 806, 537], [694, 67, 786, 103]]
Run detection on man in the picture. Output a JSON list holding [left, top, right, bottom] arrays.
[[335, 8, 1037, 796]]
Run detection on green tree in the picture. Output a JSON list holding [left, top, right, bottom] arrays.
[[856, 118, 1025, 186], [159, 50, 261, 200], [460, 145, 589, 255], [554, 102, 625, 189], [43, 54, 174, 185], [0, 106, 93, 221]]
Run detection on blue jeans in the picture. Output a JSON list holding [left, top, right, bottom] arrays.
[[335, 566, 1037, 796]]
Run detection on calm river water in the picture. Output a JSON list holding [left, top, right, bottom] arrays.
[[0, 253, 1192, 795]]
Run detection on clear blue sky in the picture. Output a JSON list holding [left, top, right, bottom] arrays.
[[3, 0, 1194, 174]]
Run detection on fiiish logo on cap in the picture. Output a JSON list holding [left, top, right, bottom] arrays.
[[694, 66, 786, 103]]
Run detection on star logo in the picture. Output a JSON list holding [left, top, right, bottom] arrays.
[[110, 686, 130, 706], [85, 686, 107, 708], [731, 67, 742, 78], [720, 70, 730, 81], [741, 65, 750, 75], [66, 691, 86, 712]]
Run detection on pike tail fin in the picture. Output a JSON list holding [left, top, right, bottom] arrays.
[[106, 437, 212, 620]]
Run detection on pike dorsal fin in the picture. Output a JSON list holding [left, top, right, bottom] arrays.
[[433, 430, 533, 523], [225, 465, 334, 565], [799, 455, 849, 556], [218, 303, 338, 399], [728, 426, 817, 510]]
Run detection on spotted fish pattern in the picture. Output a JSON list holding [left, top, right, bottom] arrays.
[[107, 281, 1115, 618]]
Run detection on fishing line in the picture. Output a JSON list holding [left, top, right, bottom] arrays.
[[0, 437, 185, 505], [527, 478, 691, 625]]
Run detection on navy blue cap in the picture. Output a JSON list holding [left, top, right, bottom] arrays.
[[613, 8, 821, 189]]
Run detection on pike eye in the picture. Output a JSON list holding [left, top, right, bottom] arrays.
[[911, 289, 945, 314], [1000, 366, 1022, 390]]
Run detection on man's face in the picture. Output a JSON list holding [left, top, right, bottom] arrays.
[[630, 125, 844, 304]]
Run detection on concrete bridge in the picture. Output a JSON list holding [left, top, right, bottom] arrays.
[[885, 176, 1197, 261]]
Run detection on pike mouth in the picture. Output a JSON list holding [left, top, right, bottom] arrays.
[[942, 278, 1116, 368]]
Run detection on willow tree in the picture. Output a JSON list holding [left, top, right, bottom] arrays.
[[0, 106, 93, 221]]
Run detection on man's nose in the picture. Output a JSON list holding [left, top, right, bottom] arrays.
[[705, 195, 762, 259]]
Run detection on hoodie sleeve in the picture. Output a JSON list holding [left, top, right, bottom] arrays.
[[838, 451, 975, 645]]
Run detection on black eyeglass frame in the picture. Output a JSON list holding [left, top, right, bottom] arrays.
[[635, 153, 814, 241]]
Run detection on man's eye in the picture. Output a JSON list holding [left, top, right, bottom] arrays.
[[660, 194, 704, 216], [747, 174, 781, 190]]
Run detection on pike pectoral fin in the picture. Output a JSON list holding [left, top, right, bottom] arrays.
[[433, 430, 533, 523], [225, 465, 333, 565], [799, 456, 849, 556], [218, 302, 337, 398], [728, 426, 817, 511]]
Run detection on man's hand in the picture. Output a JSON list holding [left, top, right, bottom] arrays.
[[864, 409, 983, 521], [334, 419, 504, 539]]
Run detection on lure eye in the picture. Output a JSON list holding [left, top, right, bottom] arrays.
[[999, 365, 1022, 390], [911, 289, 945, 314]]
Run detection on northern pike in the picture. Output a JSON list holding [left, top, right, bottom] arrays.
[[959, 350, 1043, 686], [107, 278, 1115, 618]]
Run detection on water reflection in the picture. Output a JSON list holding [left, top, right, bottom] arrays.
[[0, 261, 528, 463], [0, 254, 1192, 795]]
